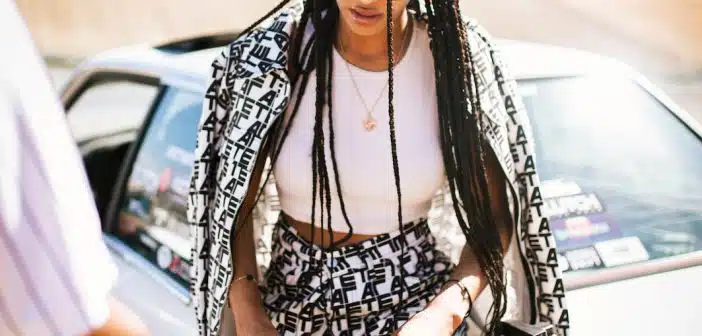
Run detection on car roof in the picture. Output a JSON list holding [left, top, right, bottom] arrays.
[[75, 38, 630, 92]]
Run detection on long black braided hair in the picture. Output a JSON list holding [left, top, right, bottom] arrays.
[[237, 0, 509, 333]]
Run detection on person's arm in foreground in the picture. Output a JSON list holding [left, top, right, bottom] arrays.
[[0, 1, 149, 335], [0, 85, 150, 336], [83, 298, 150, 336]]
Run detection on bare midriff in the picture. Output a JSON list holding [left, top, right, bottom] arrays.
[[283, 212, 378, 249]]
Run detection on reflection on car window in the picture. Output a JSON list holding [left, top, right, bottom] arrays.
[[68, 80, 158, 141], [520, 75, 702, 275], [117, 87, 201, 288]]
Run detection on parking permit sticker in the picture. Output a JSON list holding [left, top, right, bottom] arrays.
[[551, 213, 622, 250], [564, 246, 604, 271], [595, 237, 650, 267], [138, 232, 158, 251], [543, 192, 605, 219]]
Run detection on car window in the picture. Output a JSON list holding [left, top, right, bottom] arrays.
[[519, 75, 702, 275], [116, 87, 202, 288], [67, 78, 159, 141]]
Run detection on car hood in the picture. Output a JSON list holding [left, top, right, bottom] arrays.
[[568, 264, 702, 335]]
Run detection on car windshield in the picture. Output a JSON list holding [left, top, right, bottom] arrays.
[[519, 75, 702, 275]]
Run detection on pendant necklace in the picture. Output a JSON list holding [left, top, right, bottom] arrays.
[[338, 17, 413, 132]]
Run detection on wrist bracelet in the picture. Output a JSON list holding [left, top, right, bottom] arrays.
[[233, 274, 257, 284], [228, 274, 257, 309], [444, 279, 474, 316]]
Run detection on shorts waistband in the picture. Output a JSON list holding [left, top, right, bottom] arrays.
[[275, 216, 433, 263]]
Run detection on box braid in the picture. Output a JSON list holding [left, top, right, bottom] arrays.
[[235, 0, 508, 334], [422, 0, 509, 333], [382, 0, 411, 328]]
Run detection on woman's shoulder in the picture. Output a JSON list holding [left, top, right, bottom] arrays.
[[463, 18, 500, 54], [413, 10, 499, 56], [207, 2, 304, 80]]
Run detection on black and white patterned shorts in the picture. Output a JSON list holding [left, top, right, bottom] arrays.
[[260, 216, 458, 335]]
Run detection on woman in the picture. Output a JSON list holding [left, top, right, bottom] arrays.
[[187, 0, 570, 335]]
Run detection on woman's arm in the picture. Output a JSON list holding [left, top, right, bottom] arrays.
[[227, 144, 277, 335], [434, 150, 512, 321], [398, 151, 513, 335]]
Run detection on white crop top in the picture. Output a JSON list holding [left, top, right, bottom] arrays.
[[273, 22, 445, 235]]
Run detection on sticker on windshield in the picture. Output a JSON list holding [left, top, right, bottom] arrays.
[[649, 229, 697, 257], [156, 245, 173, 270], [594, 236, 650, 267], [543, 192, 605, 219], [551, 212, 621, 251], [564, 246, 604, 271], [168, 254, 191, 282]]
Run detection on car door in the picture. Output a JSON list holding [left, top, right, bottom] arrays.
[[104, 84, 203, 336], [64, 71, 161, 218], [62, 70, 200, 335]]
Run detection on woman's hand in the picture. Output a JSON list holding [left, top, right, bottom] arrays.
[[235, 315, 277, 336], [231, 302, 277, 336], [396, 277, 476, 336], [229, 279, 277, 335], [394, 305, 457, 336]]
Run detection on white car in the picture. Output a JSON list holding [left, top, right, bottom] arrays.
[[61, 31, 702, 336]]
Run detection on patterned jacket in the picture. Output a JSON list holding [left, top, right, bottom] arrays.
[[187, 2, 570, 336]]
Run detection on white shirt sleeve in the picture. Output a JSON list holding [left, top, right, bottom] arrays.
[[0, 1, 119, 335]]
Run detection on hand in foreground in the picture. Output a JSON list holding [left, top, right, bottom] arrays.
[[235, 316, 277, 336], [85, 297, 150, 336], [231, 296, 278, 336], [230, 279, 277, 336], [393, 306, 458, 336]]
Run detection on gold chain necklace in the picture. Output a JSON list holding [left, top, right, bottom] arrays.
[[338, 17, 413, 132]]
